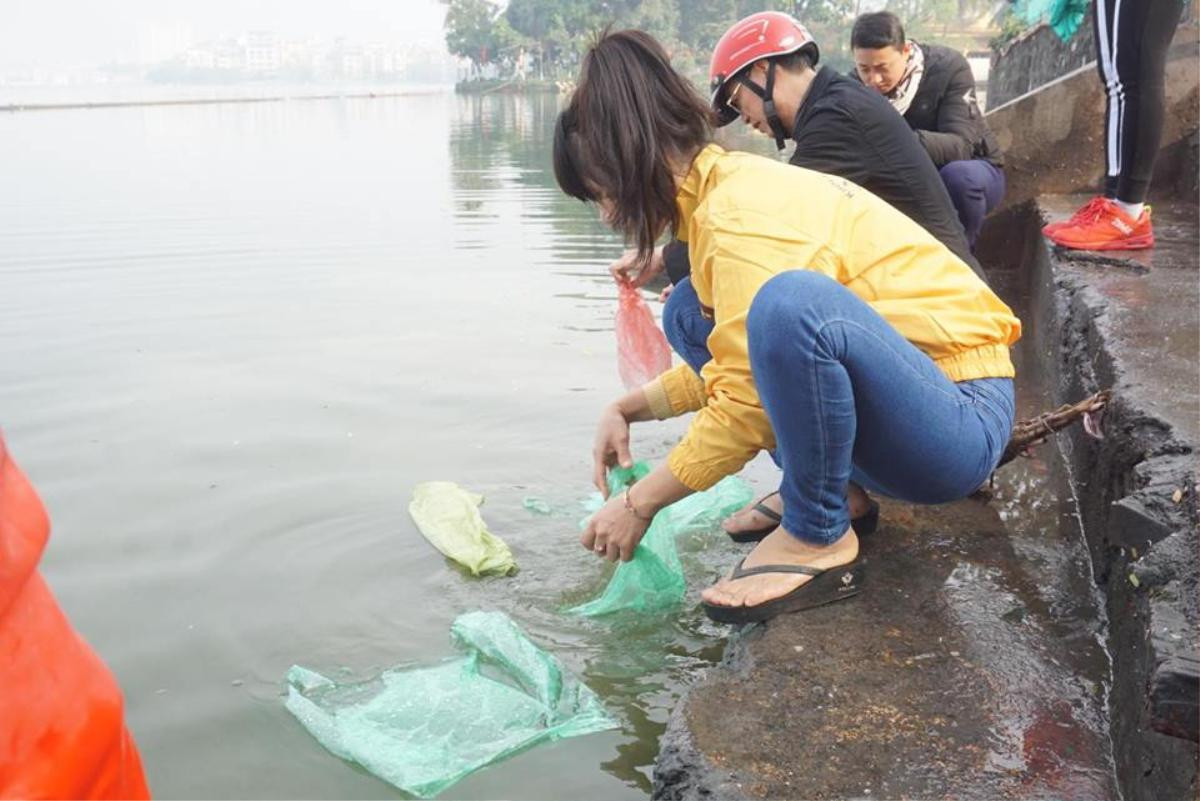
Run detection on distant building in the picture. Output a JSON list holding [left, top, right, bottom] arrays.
[[214, 40, 243, 71], [245, 31, 280, 73], [282, 38, 317, 73], [184, 47, 216, 70], [340, 48, 365, 79], [142, 30, 457, 84]]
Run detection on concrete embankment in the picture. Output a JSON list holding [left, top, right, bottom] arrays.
[[1032, 196, 1199, 800]]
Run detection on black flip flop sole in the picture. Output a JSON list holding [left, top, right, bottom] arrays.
[[702, 560, 865, 625], [726, 501, 880, 544]]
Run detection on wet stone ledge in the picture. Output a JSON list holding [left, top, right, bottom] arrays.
[[653, 499, 1119, 799], [1038, 196, 1199, 800]]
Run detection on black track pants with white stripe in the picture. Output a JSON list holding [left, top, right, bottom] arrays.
[[1093, 0, 1185, 203]]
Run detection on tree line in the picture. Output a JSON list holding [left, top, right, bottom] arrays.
[[440, 0, 1002, 80]]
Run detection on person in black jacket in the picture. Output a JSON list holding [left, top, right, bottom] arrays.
[[851, 11, 1005, 249]]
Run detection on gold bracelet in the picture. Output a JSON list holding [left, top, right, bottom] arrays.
[[622, 487, 653, 522]]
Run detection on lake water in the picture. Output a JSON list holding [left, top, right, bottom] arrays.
[[0, 91, 791, 799], [0, 91, 1113, 799]]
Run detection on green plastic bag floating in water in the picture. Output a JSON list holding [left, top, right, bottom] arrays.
[[285, 611, 617, 798], [409, 481, 516, 576], [569, 462, 752, 617]]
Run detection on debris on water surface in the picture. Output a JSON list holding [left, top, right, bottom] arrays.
[[408, 482, 516, 577], [522, 497, 552, 515], [285, 611, 616, 797]]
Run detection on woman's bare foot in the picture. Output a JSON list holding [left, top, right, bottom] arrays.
[[701, 525, 860, 609], [720, 491, 783, 537], [721, 484, 873, 537]]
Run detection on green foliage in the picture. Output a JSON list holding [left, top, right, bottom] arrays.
[[623, 0, 683, 48], [676, 0, 738, 54], [441, 0, 992, 79], [441, 0, 506, 64]]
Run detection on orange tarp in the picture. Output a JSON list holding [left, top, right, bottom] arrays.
[[0, 434, 150, 800]]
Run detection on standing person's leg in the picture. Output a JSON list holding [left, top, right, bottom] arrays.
[[702, 271, 1013, 621], [1047, 0, 1182, 250], [1095, 0, 1125, 201], [661, 276, 713, 374], [938, 160, 1006, 250], [1041, 3, 1123, 241], [1111, 0, 1185, 207], [1043, 0, 1127, 235]]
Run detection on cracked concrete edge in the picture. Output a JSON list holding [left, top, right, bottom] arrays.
[[652, 623, 761, 800], [1035, 202, 1199, 798]]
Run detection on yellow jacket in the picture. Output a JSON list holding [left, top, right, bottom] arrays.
[[643, 144, 1022, 491]]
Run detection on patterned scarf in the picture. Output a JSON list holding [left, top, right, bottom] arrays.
[[885, 42, 925, 116]]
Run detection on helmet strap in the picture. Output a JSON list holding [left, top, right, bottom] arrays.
[[737, 61, 789, 151]]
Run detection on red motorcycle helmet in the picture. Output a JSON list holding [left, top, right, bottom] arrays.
[[709, 11, 820, 133]]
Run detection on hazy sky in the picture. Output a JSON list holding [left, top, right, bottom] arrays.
[[2, 0, 450, 71]]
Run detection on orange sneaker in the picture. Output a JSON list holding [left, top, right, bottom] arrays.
[[1042, 196, 1108, 235], [1044, 198, 1154, 251]]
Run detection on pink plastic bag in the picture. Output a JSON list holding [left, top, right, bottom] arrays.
[[615, 281, 672, 389]]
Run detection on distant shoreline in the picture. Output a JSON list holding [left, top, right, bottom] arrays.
[[0, 88, 447, 113], [454, 78, 572, 95]]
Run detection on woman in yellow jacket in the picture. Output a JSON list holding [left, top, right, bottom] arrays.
[[555, 30, 1021, 625]]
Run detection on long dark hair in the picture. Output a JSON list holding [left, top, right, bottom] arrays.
[[553, 30, 713, 261]]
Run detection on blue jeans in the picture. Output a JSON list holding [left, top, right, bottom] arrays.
[[939, 159, 1005, 249], [663, 273, 1015, 545], [662, 276, 715, 375]]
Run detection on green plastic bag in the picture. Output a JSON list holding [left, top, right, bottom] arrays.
[[569, 463, 752, 617], [409, 481, 516, 576], [1014, 0, 1089, 41], [285, 611, 617, 798]]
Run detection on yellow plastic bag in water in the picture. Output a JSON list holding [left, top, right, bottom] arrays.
[[409, 481, 516, 576]]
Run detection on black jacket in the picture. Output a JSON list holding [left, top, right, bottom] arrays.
[[888, 43, 1003, 168], [664, 66, 982, 283]]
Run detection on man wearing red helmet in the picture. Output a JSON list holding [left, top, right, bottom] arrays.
[[610, 11, 991, 542]]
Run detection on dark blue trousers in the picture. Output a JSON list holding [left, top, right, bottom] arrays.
[[939, 159, 1005, 249]]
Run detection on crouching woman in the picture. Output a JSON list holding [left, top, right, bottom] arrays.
[[556, 30, 1021, 625]]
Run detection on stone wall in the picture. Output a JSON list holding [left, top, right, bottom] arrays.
[[988, 9, 1096, 109], [1011, 204, 1199, 800], [985, 20, 1199, 209]]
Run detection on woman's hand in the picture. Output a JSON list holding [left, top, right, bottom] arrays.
[[608, 245, 665, 288], [580, 490, 652, 563], [593, 403, 633, 496]]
